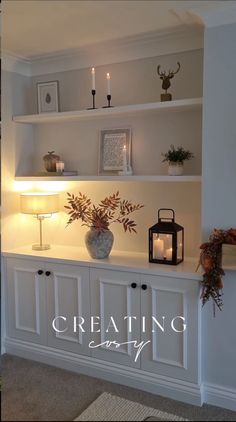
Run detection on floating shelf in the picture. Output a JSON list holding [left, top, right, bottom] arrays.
[[14, 175, 202, 182], [13, 98, 202, 124]]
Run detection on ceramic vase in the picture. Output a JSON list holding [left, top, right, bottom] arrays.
[[85, 229, 114, 259], [168, 162, 184, 176], [43, 151, 60, 172]]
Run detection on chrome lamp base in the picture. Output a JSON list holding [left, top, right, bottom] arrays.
[[32, 215, 51, 251]]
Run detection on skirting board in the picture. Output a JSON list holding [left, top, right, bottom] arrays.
[[204, 383, 236, 412], [4, 337, 202, 407]]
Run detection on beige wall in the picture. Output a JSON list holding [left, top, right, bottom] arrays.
[[31, 49, 203, 112]]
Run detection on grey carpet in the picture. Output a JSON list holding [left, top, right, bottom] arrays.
[[1, 354, 236, 421]]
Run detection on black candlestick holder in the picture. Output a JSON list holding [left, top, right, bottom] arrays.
[[87, 89, 97, 110], [103, 94, 114, 108]]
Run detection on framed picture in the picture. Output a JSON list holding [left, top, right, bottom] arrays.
[[99, 128, 132, 175], [37, 81, 59, 113]]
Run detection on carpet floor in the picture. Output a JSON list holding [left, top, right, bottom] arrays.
[[1, 354, 236, 421]]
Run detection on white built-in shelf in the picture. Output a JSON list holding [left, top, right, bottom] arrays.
[[13, 98, 202, 124], [2, 245, 202, 280], [14, 175, 202, 182]]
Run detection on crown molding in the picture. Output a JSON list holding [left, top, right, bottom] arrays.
[[30, 26, 203, 77], [2, 50, 32, 76], [173, 3, 236, 28], [2, 26, 203, 77], [191, 4, 236, 28]]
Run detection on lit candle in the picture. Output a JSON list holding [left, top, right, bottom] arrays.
[[91, 67, 96, 90], [153, 237, 164, 259], [122, 144, 127, 172], [56, 161, 65, 173], [106, 72, 111, 95], [166, 247, 173, 260]]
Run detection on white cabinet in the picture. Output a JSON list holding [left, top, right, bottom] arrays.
[[46, 262, 91, 355], [6, 258, 47, 345], [140, 274, 200, 383], [4, 254, 201, 404], [90, 268, 141, 368], [90, 269, 200, 382]]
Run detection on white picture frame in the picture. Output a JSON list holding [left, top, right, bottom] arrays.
[[99, 128, 132, 175], [37, 81, 59, 113]]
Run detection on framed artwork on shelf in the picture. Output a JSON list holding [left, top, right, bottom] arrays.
[[99, 128, 132, 175], [37, 81, 59, 113]]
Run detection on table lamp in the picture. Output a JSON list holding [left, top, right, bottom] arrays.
[[20, 192, 59, 250]]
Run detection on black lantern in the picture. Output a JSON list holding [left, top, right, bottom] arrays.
[[149, 209, 184, 265]]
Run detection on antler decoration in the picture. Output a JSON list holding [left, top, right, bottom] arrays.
[[157, 62, 181, 102]]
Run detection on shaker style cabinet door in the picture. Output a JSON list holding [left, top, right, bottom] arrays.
[[140, 274, 200, 383], [6, 258, 47, 345], [46, 263, 91, 356], [90, 268, 141, 368]]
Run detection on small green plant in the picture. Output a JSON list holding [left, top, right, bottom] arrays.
[[162, 145, 194, 164]]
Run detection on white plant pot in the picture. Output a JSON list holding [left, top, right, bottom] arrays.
[[168, 162, 184, 176]]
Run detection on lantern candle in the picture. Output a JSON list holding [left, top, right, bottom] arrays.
[[166, 247, 173, 260], [106, 72, 111, 95], [91, 67, 96, 90], [153, 237, 164, 259]]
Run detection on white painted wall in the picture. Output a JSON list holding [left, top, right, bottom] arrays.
[[1, 69, 35, 249], [202, 23, 236, 390]]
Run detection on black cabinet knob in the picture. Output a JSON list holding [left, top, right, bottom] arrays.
[[45, 271, 51, 277], [141, 284, 148, 291], [37, 270, 44, 275], [131, 283, 137, 289]]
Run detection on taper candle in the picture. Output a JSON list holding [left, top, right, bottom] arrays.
[[122, 144, 127, 172], [106, 72, 111, 95], [91, 67, 96, 90]]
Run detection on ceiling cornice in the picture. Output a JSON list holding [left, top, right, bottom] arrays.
[[173, 3, 236, 28], [2, 26, 203, 77], [2, 50, 32, 77]]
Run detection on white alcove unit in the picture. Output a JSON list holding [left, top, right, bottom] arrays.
[[3, 247, 202, 406], [2, 46, 206, 408]]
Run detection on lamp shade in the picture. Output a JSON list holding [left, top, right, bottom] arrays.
[[20, 192, 59, 215]]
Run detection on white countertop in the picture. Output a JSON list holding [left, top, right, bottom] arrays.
[[2, 245, 202, 281]]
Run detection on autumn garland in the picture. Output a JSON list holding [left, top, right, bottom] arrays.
[[199, 228, 236, 312]]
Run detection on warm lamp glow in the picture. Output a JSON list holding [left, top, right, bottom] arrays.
[[20, 192, 59, 215], [20, 192, 59, 251]]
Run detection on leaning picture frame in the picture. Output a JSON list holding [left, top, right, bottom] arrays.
[[99, 128, 132, 175], [37, 81, 60, 113]]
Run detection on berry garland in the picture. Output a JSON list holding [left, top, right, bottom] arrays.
[[198, 229, 236, 313]]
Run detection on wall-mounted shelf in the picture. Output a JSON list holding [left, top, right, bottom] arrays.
[[13, 98, 202, 124], [14, 175, 202, 182]]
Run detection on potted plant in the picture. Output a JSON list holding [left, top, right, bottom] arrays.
[[162, 145, 194, 176], [65, 191, 144, 259]]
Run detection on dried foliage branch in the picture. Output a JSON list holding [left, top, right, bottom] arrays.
[[65, 191, 144, 234]]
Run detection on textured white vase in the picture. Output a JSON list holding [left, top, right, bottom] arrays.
[[168, 162, 184, 176], [85, 229, 114, 259]]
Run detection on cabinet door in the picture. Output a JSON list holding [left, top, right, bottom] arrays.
[[90, 268, 141, 368], [6, 258, 47, 344], [46, 263, 91, 356], [141, 274, 200, 383]]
